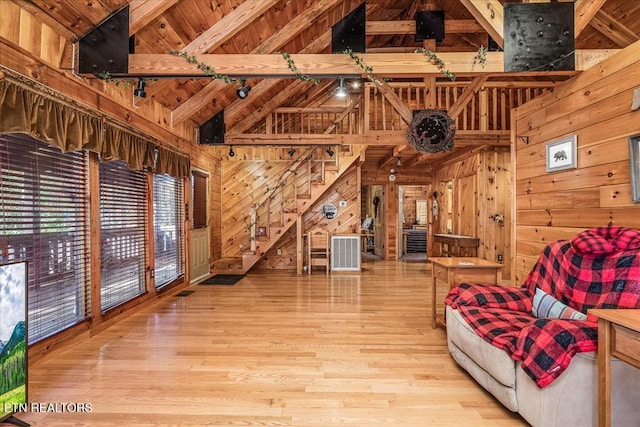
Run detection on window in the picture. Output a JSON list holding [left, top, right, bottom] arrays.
[[0, 134, 90, 343], [99, 161, 147, 311], [191, 171, 208, 229], [153, 174, 184, 289]]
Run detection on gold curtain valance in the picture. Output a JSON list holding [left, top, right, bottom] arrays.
[[0, 75, 190, 178]]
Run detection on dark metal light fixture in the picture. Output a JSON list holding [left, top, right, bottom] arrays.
[[326, 147, 335, 157], [133, 78, 146, 98], [396, 157, 402, 167], [236, 80, 251, 99], [288, 148, 296, 157], [228, 146, 235, 157]]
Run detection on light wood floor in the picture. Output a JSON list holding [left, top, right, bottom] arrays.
[[19, 259, 527, 426]]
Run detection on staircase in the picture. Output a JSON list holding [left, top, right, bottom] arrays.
[[212, 145, 363, 275]]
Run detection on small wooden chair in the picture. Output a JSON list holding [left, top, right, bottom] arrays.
[[306, 228, 330, 275]]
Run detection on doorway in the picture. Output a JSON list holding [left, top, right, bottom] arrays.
[[189, 169, 210, 282]]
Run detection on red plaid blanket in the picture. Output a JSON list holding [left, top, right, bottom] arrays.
[[446, 226, 640, 387]]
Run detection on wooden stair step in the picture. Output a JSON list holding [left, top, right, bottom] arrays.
[[297, 193, 311, 199]]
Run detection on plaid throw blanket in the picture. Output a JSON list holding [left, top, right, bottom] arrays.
[[445, 226, 640, 387]]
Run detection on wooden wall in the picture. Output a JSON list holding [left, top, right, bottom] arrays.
[[219, 146, 361, 269], [433, 147, 512, 280], [254, 165, 360, 271], [513, 40, 640, 284], [401, 186, 431, 226]]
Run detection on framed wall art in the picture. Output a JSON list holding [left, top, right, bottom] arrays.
[[546, 135, 577, 172], [629, 134, 640, 203]]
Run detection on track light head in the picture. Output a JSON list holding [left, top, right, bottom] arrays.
[[236, 80, 251, 99], [396, 157, 402, 167], [288, 148, 296, 157], [326, 147, 335, 157], [228, 146, 235, 157], [133, 78, 146, 98]]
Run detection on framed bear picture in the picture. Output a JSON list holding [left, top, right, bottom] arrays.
[[546, 135, 577, 173]]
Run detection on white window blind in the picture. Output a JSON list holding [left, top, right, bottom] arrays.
[[0, 134, 90, 343], [153, 174, 184, 289], [99, 161, 147, 311]]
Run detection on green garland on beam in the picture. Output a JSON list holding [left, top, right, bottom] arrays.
[[169, 49, 233, 83], [414, 48, 455, 81], [282, 52, 320, 84], [344, 48, 382, 85]]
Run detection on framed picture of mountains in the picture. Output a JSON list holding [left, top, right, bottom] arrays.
[[0, 260, 28, 424]]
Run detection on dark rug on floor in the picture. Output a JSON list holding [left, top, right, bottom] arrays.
[[199, 274, 244, 285], [175, 290, 195, 297]]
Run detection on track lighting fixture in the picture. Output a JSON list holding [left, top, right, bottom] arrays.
[[133, 78, 146, 98], [335, 78, 347, 97], [326, 147, 335, 157], [228, 146, 235, 157], [396, 157, 402, 167], [288, 147, 296, 157], [236, 79, 251, 99]]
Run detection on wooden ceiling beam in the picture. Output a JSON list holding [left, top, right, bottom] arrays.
[[225, 133, 407, 146], [129, 0, 179, 35], [170, 0, 344, 126], [186, 0, 279, 55], [378, 145, 414, 169], [575, 0, 607, 36], [139, 0, 278, 103], [366, 20, 484, 35], [223, 35, 333, 129], [129, 50, 615, 79], [130, 52, 505, 77], [225, 131, 511, 146], [589, 9, 639, 47], [459, 0, 504, 48]]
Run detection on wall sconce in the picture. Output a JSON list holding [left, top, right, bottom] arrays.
[[288, 147, 296, 157], [335, 78, 347, 97], [133, 78, 146, 98], [326, 147, 335, 157], [236, 79, 251, 99], [228, 146, 235, 157]]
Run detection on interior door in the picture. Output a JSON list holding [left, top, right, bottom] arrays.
[[189, 170, 210, 282]]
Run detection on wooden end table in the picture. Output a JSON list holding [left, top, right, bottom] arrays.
[[429, 257, 503, 329], [587, 309, 640, 427]]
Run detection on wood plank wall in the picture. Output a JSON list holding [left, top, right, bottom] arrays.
[[401, 186, 431, 226], [433, 147, 512, 280], [218, 146, 360, 268], [513, 40, 640, 284]]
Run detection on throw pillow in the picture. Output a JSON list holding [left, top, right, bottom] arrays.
[[532, 288, 587, 321]]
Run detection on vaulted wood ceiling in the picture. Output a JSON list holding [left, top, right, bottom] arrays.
[[11, 0, 640, 173]]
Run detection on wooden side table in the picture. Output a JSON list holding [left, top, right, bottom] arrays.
[[429, 257, 503, 329], [587, 309, 640, 427]]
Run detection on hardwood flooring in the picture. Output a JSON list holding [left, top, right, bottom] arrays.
[[19, 259, 526, 426]]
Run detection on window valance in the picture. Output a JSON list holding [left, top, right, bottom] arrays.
[[0, 70, 190, 178]]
